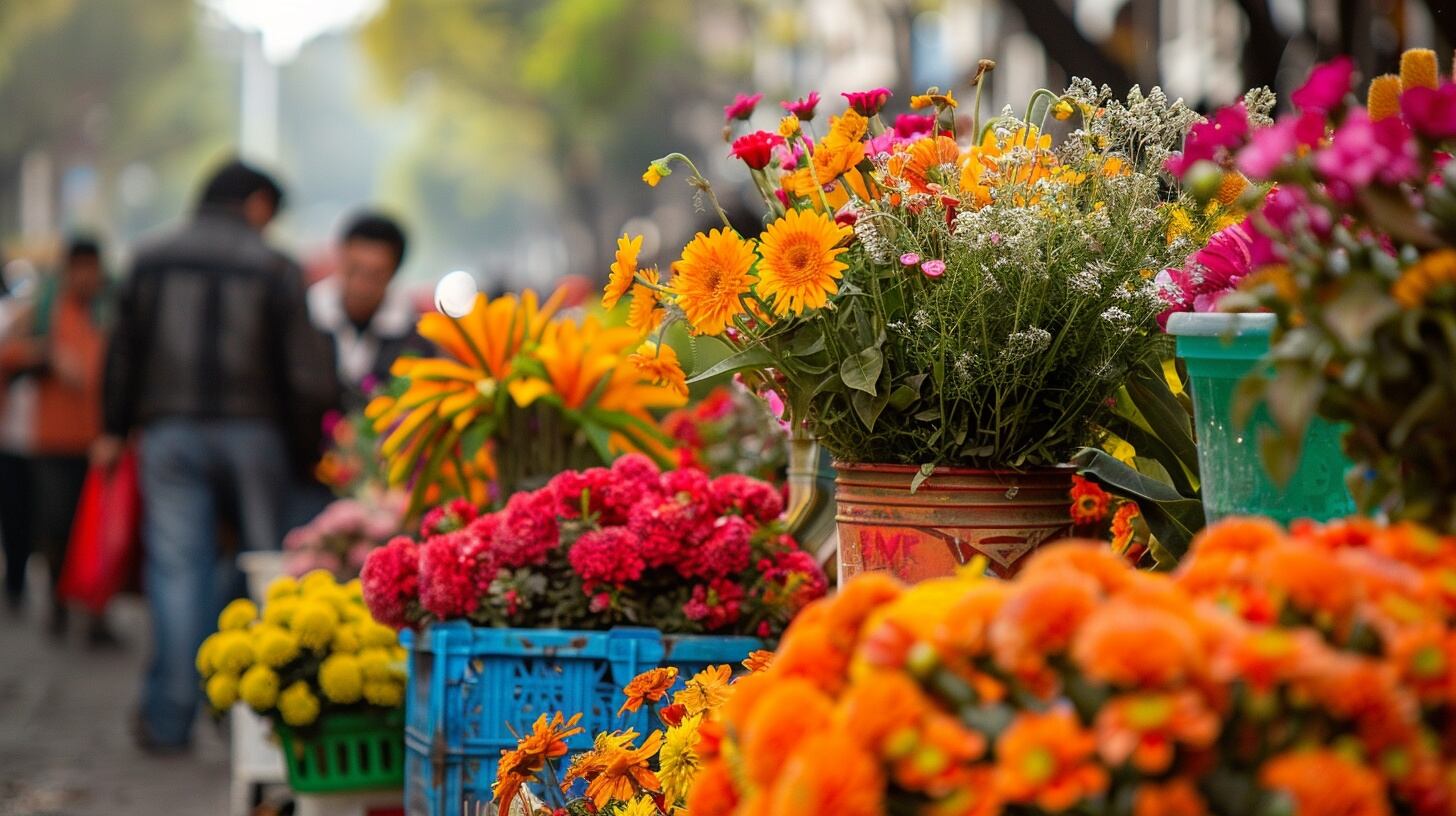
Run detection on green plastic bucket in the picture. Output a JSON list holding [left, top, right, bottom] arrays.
[[1167, 312, 1355, 524], [275, 709, 404, 793]]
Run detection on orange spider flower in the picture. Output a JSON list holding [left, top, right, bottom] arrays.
[[1261, 750, 1392, 816], [755, 208, 852, 315], [618, 667, 678, 716], [766, 729, 885, 816], [1094, 691, 1220, 774], [674, 664, 733, 716], [563, 729, 663, 808], [669, 228, 757, 336], [994, 707, 1109, 812]]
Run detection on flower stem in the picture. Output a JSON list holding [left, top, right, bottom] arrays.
[[669, 153, 733, 230]]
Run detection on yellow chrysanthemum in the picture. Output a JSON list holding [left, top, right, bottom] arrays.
[[629, 341, 689, 398], [658, 714, 703, 804], [262, 595, 299, 627], [620, 796, 659, 816], [292, 600, 340, 650], [1368, 74, 1402, 122], [218, 598, 258, 631], [266, 576, 299, 600], [299, 569, 337, 595], [341, 604, 370, 624], [363, 680, 404, 708], [206, 672, 240, 710], [332, 623, 362, 654], [195, 634, 220, 677], [626, 267, 664, 336], [213, 630, 255, 674], [239, 665, 280, 711], [278, 681, 321, 727], [670, 229, 757, 336], [358, 647, 395, 682], [319, 654, 365, 704], [756, 208, 852, 315], [254, 625, 301, 668], [604, 233, 644, 311], [359, 622, 398, 650], [829, 108, 868, 143], [1392, 249, 1456, 308], [1401, 48, 1439, 91], [778, 114, 801, 139]]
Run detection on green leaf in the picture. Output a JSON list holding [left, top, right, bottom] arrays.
[[1072, 448, 1204, 561], [840, 346, 884, 395], [851, 387, 892, 431], [1258, 427, 1301, 487], [1265, 364, 1321, 440], [458, 418, 494, 460], [686, 344, 773, 384], [1126, 363, 1199, 476]]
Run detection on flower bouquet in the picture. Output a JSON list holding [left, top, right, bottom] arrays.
[[197, 571, 408, 791], [360, 453, 827, 637], [365, 287, 686, 520], [691, 515, 1456, 815], [1177, 49, 1456, 530], [282, 494, 405, 579], [612, 71, 1213, 577]]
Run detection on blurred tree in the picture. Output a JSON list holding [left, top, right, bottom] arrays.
[[0, 0, 227, 244]]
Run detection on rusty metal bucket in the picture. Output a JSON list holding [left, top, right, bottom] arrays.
[[834, 463, 1074, 583]]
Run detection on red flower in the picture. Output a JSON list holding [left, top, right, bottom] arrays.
[[893, 113, 937, 138], [628, 495, 700, 568], [491, 489, 559, 569], [419, 497, 479, 538], [711, 473, 784, 523], [683, 578, 745, 630], [680, 515, 753, 579], [418, 530, 492, 619], [1069, 475, 1112, 526], [780, 92, 821, 121], [767, 549, 830, 610], [841, 88, 892, 116], [569, 527, 646, 588], [1401, 84, 1456, 140], [730, 131, 786, 170], [724, 92, 763, 122], [1290, 56, 1354, 115], [361, 535, 420, 629]]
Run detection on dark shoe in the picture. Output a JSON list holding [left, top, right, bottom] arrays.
[[130, 711, 191, 757]]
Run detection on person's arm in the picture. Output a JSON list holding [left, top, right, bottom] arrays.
[[95, 264, 142, 468]]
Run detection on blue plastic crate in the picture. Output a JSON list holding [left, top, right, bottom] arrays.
[[401, 622, 759, 816]]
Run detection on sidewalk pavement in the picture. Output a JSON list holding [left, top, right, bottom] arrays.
[[0, 591, 230, 816]]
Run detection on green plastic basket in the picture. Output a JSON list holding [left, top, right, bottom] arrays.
[[275, 709, 405, 793], [1167, 313, 1355, 524]]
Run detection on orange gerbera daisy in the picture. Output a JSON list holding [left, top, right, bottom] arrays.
[[674, 664, 732, 716], [626, 267, 664, 335], [670, 229, 757, 336], [604, 233, 643, 310], [756, 208, 852, 315], [1260, 750, 1392, 816], [767, 729, 885, 816], [889, 135, 963, 196], [563, 729, 663, 807], [628, 340, 689, 399], [618, 667, 678, 716], [994, 707, 1109, 812]]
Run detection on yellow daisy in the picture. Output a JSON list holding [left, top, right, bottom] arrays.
[[669, 229, 757, 335], [629, 341, 689, 398], [604, 233, 644, 310], [755, 208, 852, 315], [626, 267, 664, 336]]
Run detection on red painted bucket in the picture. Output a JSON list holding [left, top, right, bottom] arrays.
[[834, 463, 1075, 582]]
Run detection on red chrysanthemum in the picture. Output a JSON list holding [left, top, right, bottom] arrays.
[[628, 496, 701, 569], [680, 515, 754, 580], [684, 578, 746, 631], [569, 527, 647, 588], [360, 535, 420, 629], [418, 530, 492, 620], [491, 489, 560, 569], [730, 131, 787, 170], [419, 497, 479, 538], [711, 473, 785, 523]]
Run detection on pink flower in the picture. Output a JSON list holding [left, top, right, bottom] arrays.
[[893, 113, 937, 138], [628, 496, 699, 568], [1235, 111, 1325, 180], [766, 548, 829, 611], [569, 528, 646, 588], [724, 92, 763, 122], [921, 259, 946, 278], [490, 489, 558, 569], [729, 130, 785, 170], [1155, 220, 1256, 326], [1290, 56, 1354, 115], [1400, 84, 1456, 140], [711, 474, 784, 523], [418, 530, 490, 619], [679, 515, 753, 579], [899, 252, 921, 266], [865, 131, 899, 158], [1313, 109, 1422, 202], [1245, 187, 1330, 267], [683, 579, 745, 631], [841, 87, 892, 116], [774, 187, 792, 209], [780, 91, 821, 121], [361, 536, 420, 629], [834, 204, 859, 228], [761, 388, 787, 420], [1165, 103, 1250, 178]]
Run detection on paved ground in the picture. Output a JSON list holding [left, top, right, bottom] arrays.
[[0, 585, 231, 816]]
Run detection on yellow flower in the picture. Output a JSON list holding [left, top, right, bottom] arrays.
[[620, 796, 659, 816], [254, 625, 301, 668], [359, 647, 396, 681], [1400, 48, 1439, 91], [278, 681, 321, 727], [1165, 206, 1194, 244], [673, 665, 732, 716], [213, 630, 255, 674], [911, 89, 958, 109], [206, 673, 240, 710], [299, 569, 336, 594], [266, 576, 299, 601], [196, 633, 220, 677], [319, 653, 364, 704], [670, 229, 757, 336], [755, 208, 852, 315], [239, 665, 280, 711], [658, 714, 703, 804], [363, 680, 404, 708], [1368, 74, 1402, 122], [629, 341, 688, 399], [359, 622, 398, 650], [829, 108, 868, 143], [1392, 249, 1456, 308], [331, 623, 362, 654], [643, 161, 670, 187], [626, 267, 664, 336], [1052, 99, 1076, 120], [1215, 172, 1249, 206], [605, 233, 644, 310], [262, 596, 299, 627], [218, 598, 258, 631], [512, 316, 686, 419], [778, 114, 801, 139], [292, 600, 340, 650], [564, 729, 663, 807]]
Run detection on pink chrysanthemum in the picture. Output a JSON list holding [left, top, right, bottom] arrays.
[[360, 536, 420, 629], [491, 489, 560, 569], [680, 515, 753, 580], [711, 474, 784, 523], [569, 528, 646, 588]]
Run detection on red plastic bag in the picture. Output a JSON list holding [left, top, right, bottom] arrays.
[[56, 449, 143, 614]]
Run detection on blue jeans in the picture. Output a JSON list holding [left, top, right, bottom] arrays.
[[138, 418, 288, 747]]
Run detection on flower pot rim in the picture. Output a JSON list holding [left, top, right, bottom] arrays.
[[1165, 311, 1275, 337], [832, 461, 1077, 475]]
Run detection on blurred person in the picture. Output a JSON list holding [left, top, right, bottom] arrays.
[[0, 238, 114, 640], [0, 258, 39, 613], [95, 158, 337, 753], [307, 210, 423, 411]]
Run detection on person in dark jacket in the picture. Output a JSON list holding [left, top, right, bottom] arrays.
[[94, 159, 337, 753]]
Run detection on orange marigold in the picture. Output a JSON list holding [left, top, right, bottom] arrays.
[[1261, 750, 1392, 816], [1072, 603, 1204, 688], [824, 572, 904, 650], [891, 711, 988, 793], [1189, 516, 1285, 557], [675, 664, 733, 716], [564, 729, 663, 807], [994, 707, 1109, 812], [1134, 778, 1209, 816], [1020, 542, 1134, 595], [835, 670, 931, 755], [619, 667, 678, 716], [684, 757, 738, 816], [766, 730, 885, 816], [742, 650, 775, 673], [742, 677, 835, 788], [989, 572, 1101, 696], [1252, 541, 1360, 623], [773, 616, 851, 695]]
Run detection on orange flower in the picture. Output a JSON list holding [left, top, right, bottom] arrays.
[[628, 340, 689, 399], [755, 208, 852, 315], [989, 572, 1101, 696], [1069, 475, 1112, 525], [720, 669, 774, 736], [685, 758, 738, 816], [742, 650, 775, 673], [1072, 603, 1204, 688], [1020, 542, 1134, 596], [563, 729, 663, 807], [1253, 540, 1360, 624], [604, 233, 643, 310], [835, 670, 931, 755], [930, 581, 1010, 662], [669, 228, 757, 336], [1133, 778, 1208, 816], [773, 615, 851, 695], [1213, 626, 1319, 691], [674, 664, 733, 716], [824, 572, 904, 650], [1094, 691, 1220, 774], [888, 135, 963, 196], [1261, 750, 1392, 816], [492, 712, 584, 816], [891, 711, 988, 793], [1188, 516, 1285, 558], [742, 677, 834, 788], [994, 707, 1108, 812], [766, 729, 885, 816], [1110, 502, 1141, 553], [619, 667, 678, 716], [625, 267, 664, 335]]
